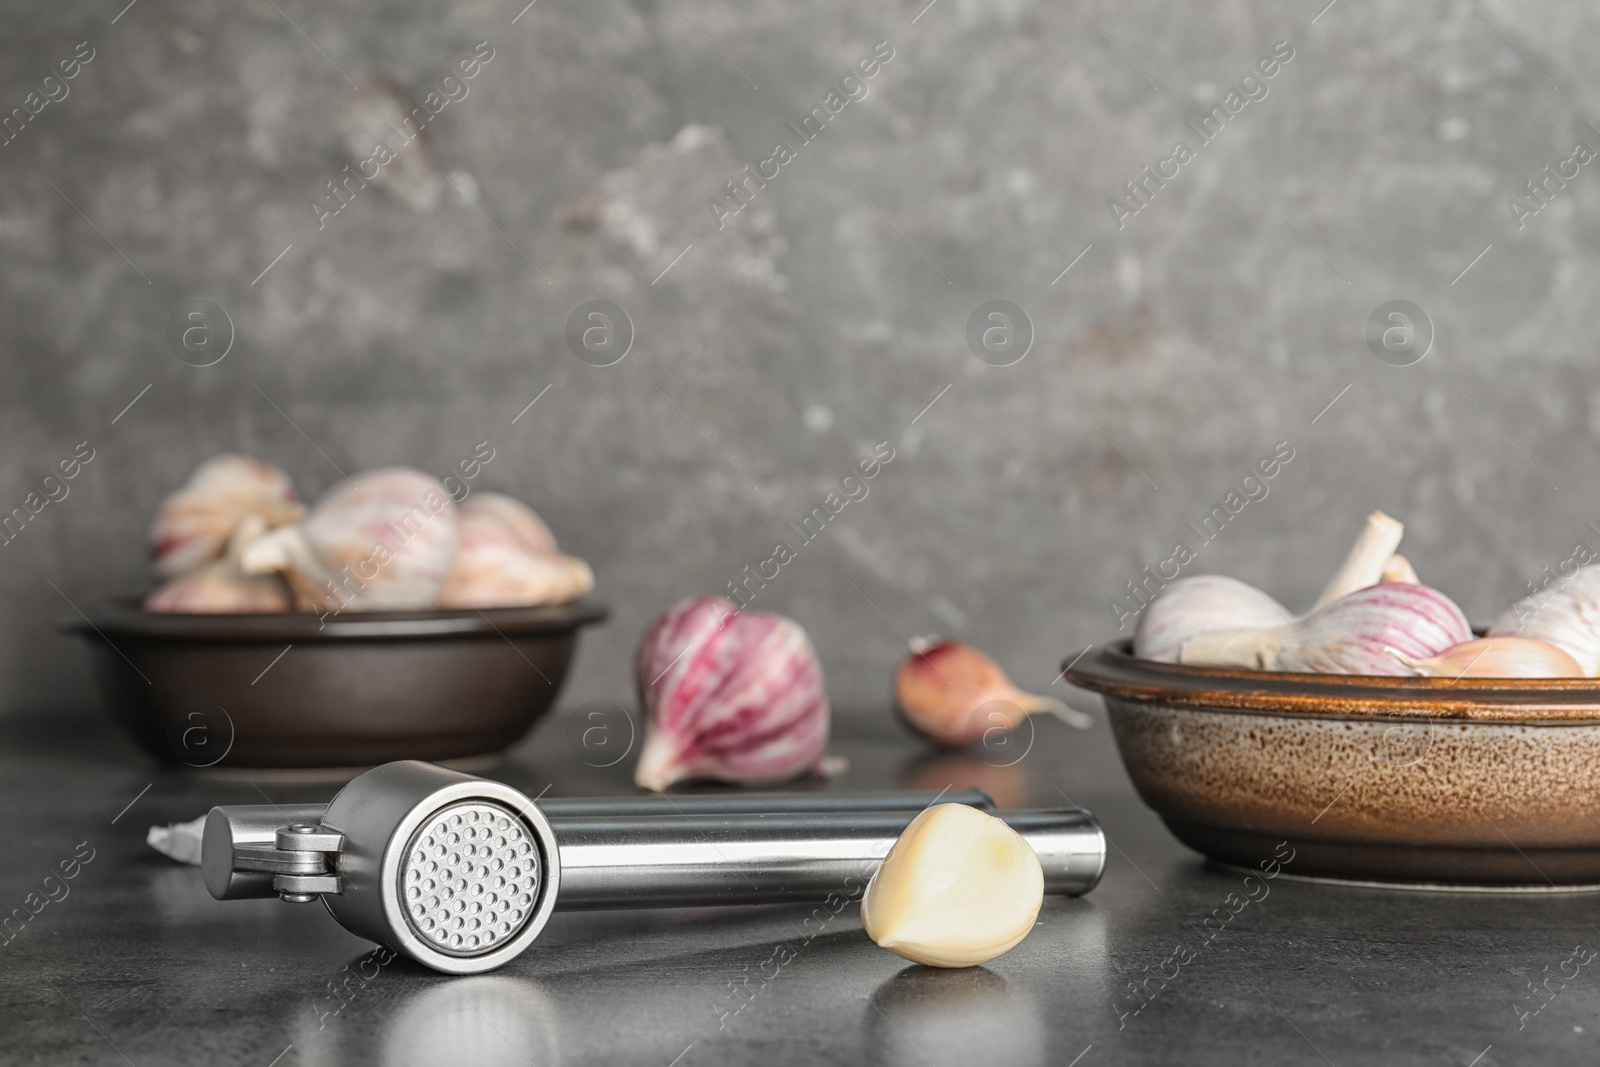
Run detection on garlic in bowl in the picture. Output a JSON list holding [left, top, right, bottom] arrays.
[[1078, 508, 1600, 885], [1065, 643, 1600, 886], [65, 455, 608, 769]]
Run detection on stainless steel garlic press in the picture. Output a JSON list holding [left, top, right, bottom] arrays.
[[203, 760, 1105, 973]]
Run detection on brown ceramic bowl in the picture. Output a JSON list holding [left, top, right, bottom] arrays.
[[1066, 641, 1600, 888], [59, 599, 607, 770]]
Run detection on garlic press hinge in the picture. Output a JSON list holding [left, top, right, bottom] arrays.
[[232, 822, 346, 903]]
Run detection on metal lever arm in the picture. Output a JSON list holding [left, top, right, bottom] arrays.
[[552, 809, 1104, 908]]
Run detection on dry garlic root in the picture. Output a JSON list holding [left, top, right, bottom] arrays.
[[861, 803, 1043, 968]]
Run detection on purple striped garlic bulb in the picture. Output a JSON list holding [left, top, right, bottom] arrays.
[[1133, 576, 1292, 663], [633, 596, 835, 791], [1178, 582, 1471, 675]]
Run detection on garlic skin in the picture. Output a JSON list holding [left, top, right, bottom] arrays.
[[1311, 511, 1405, 611], [1395, 636, 1583, 679], [861, 803, 1043, 969], [241, 468, 458, 612], [634, 596, 833, 790], [149, 455, 304, 578], [1179, 582, 1472, 675], [895, 639, 1090, 747], [438, 493, 594, 609], [1488, 566, 1600, 675], [144, 515, 291, 613], [1132, 576, 1292, 663]]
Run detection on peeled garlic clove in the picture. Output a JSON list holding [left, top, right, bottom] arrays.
[[1132, 576, 1292, 663], [240, 468, 458, 612], [437, 493, 594, 609], [145, 515, 291, 613], [1489, 566, 1600, 675], [634, 596, 834, 791], [1382, 553, 1420, 584], [1395, 636, 1583, 678], [1180, 582, 1471, 675], [1311, 511, 1406, 610], [861, 803, 1043, 968], [895, 639, 1090, 748], [149, 455, 305, 578]]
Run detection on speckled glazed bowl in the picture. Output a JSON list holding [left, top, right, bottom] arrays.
[[1066, 641, 1600, 887]]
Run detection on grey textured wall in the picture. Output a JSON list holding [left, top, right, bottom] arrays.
[[3, 0, 1596, 718]]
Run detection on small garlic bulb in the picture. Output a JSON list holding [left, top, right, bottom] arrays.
[[438, 493, 594, 609], [861, 803, 1044, 968], [149, 455, 304, 578], [241, 468, 459, 611], [145, 515, 291, 613], [1133, 576, 1292, 663], [1395, 636, 1583, 679], [634, 596, 835, 790]]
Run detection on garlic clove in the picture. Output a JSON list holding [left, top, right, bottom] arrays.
[[1382, 553, 1420, 584], [861, 803, 1044, 968], [1489, 565, 1600, 676], [437, 493, 594, 609], [1394, 636, 1583, 678], [240, 468, 458, 612], [149, 455, 305, 578], [1132, 575, 1293, 663], [1311, 510, 1405, 611], [895, 640, 1090, 748], [634, 596, 834, 790], [145, 514, 292, 613], [1179, 582, 1472, 675]]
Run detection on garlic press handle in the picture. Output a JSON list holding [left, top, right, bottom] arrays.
[[551, 808, 1105, 909]]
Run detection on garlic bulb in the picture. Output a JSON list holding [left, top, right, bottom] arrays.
[[1488, 565, 1600, 675], [149, 455, 304, 578], [241, 468, 458, 612], [1179, 582, 1471, 675], [1311, 510, 1405, 610], [895, 639, 1090, 747], [860, 803, 1043, 968], [1132, 576, 1292, 663], [634, 596, 835, 790], [144, 515, 291, 613], [1382, 553, 1420, 584], [1395, 636, 1583, 679], [438, 493, 594, 609]]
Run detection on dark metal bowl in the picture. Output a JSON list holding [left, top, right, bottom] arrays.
[[1066, 640, 1600, 888], [59, 599, 608, 769]]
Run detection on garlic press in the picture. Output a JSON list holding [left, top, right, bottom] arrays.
[[203, 760, 1105, 973]]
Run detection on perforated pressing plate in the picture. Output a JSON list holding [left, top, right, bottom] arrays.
[[399, 801, 542, 957]]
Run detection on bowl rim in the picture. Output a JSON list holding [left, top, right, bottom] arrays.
[[57, 597, 609, 642], [1064, 640, 1600, 722]]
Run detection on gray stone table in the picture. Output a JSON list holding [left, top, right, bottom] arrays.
[[0, 705, 1593, 1066]]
